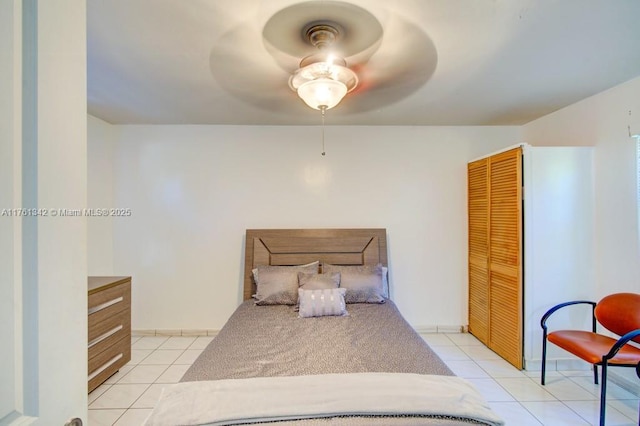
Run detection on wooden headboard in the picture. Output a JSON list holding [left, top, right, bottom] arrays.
[[244, 228, 388, 300]]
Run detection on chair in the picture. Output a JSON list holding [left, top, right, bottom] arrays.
[[540, 293, 640, 426]]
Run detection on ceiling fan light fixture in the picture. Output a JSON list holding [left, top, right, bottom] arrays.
[[289, 61, 358, 110], [287, 23, 359, 111], [297, 77, 348, 110]]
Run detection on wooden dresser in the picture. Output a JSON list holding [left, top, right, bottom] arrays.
[[88, 276, 132, 393]]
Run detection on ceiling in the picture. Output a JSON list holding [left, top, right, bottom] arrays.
[[87, 0, 640, 126]]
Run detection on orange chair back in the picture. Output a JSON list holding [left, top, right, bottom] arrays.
[[595, 293, 640, 344]]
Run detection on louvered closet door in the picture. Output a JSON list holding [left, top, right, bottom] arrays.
[[467, 159, 490, 345], [488, 147, 523, 369], [467, 147, 523, 369]]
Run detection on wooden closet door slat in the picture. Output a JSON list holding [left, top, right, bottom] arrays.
[[467, 159, 489, 345]]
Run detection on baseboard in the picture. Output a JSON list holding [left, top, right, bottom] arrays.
[[413, 325, 465, 334], [609, 369, 640, 397], [133, 329, 219, 337]]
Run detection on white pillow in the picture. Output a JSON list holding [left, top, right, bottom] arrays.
[[298, 288, 348, 318]]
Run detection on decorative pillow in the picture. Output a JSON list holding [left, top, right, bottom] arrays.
[[252, 261, 319, 284], [322, 263, 386, 304], [298, 288, 348, 318], [254, 261, 319, 305], [298, 272, 340, 290]]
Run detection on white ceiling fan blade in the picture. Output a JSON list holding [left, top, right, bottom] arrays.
[[209, 22, 302, 112], [343, 15, 438, 112]]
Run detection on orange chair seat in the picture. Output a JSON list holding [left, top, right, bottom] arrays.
[[548, 330, 640, 365]]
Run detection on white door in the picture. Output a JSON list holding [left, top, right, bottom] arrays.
[[0, 1, 88, 424]]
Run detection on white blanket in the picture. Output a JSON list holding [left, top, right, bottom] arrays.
[[144, 372, 504, 426]]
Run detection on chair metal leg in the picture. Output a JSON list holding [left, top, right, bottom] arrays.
[[594, 364, 599, 385], [599, 362, 608, 426], [541, 335, 547, 385]]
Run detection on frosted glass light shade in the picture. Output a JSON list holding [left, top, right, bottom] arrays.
[[289, 60, 358, 110], [297, 78, 348, 110]]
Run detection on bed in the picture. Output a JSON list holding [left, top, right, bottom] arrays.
[[145, 229, 503, 426]]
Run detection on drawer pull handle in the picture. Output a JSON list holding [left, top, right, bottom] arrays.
[[88, 353, 123, 381], [88, 296, 123, 315], [88, 325, 123, 348]]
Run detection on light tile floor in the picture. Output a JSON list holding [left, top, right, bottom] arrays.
[[88, 333, 640, 425]]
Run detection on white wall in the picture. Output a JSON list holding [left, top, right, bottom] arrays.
[[95, 124, 520, 330], [88, 115, 118, 274], [523, 76, 640, 298], [522, 146, 595, 366]]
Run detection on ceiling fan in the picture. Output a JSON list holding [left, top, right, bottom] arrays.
[[287, 23, 360, 111], [209, 1, 438, 117]]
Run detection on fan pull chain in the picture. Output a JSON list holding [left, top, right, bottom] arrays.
[[320, 105, 327, 156]]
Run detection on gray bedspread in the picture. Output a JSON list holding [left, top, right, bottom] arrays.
[[171, 300, 501, 425], [182, 299, 453, 381]]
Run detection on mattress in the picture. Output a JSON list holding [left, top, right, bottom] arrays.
[[182, 299, 453, 381], [146, 300, 502, 425]]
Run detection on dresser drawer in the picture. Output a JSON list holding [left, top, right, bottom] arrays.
[[89, 315, 131, 361], [89, 306, 130, 343], [88, 333, 131, 374], [88, 283, 130, 337], [88, 334, 131, 392], [89, 278, 130, 309]]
